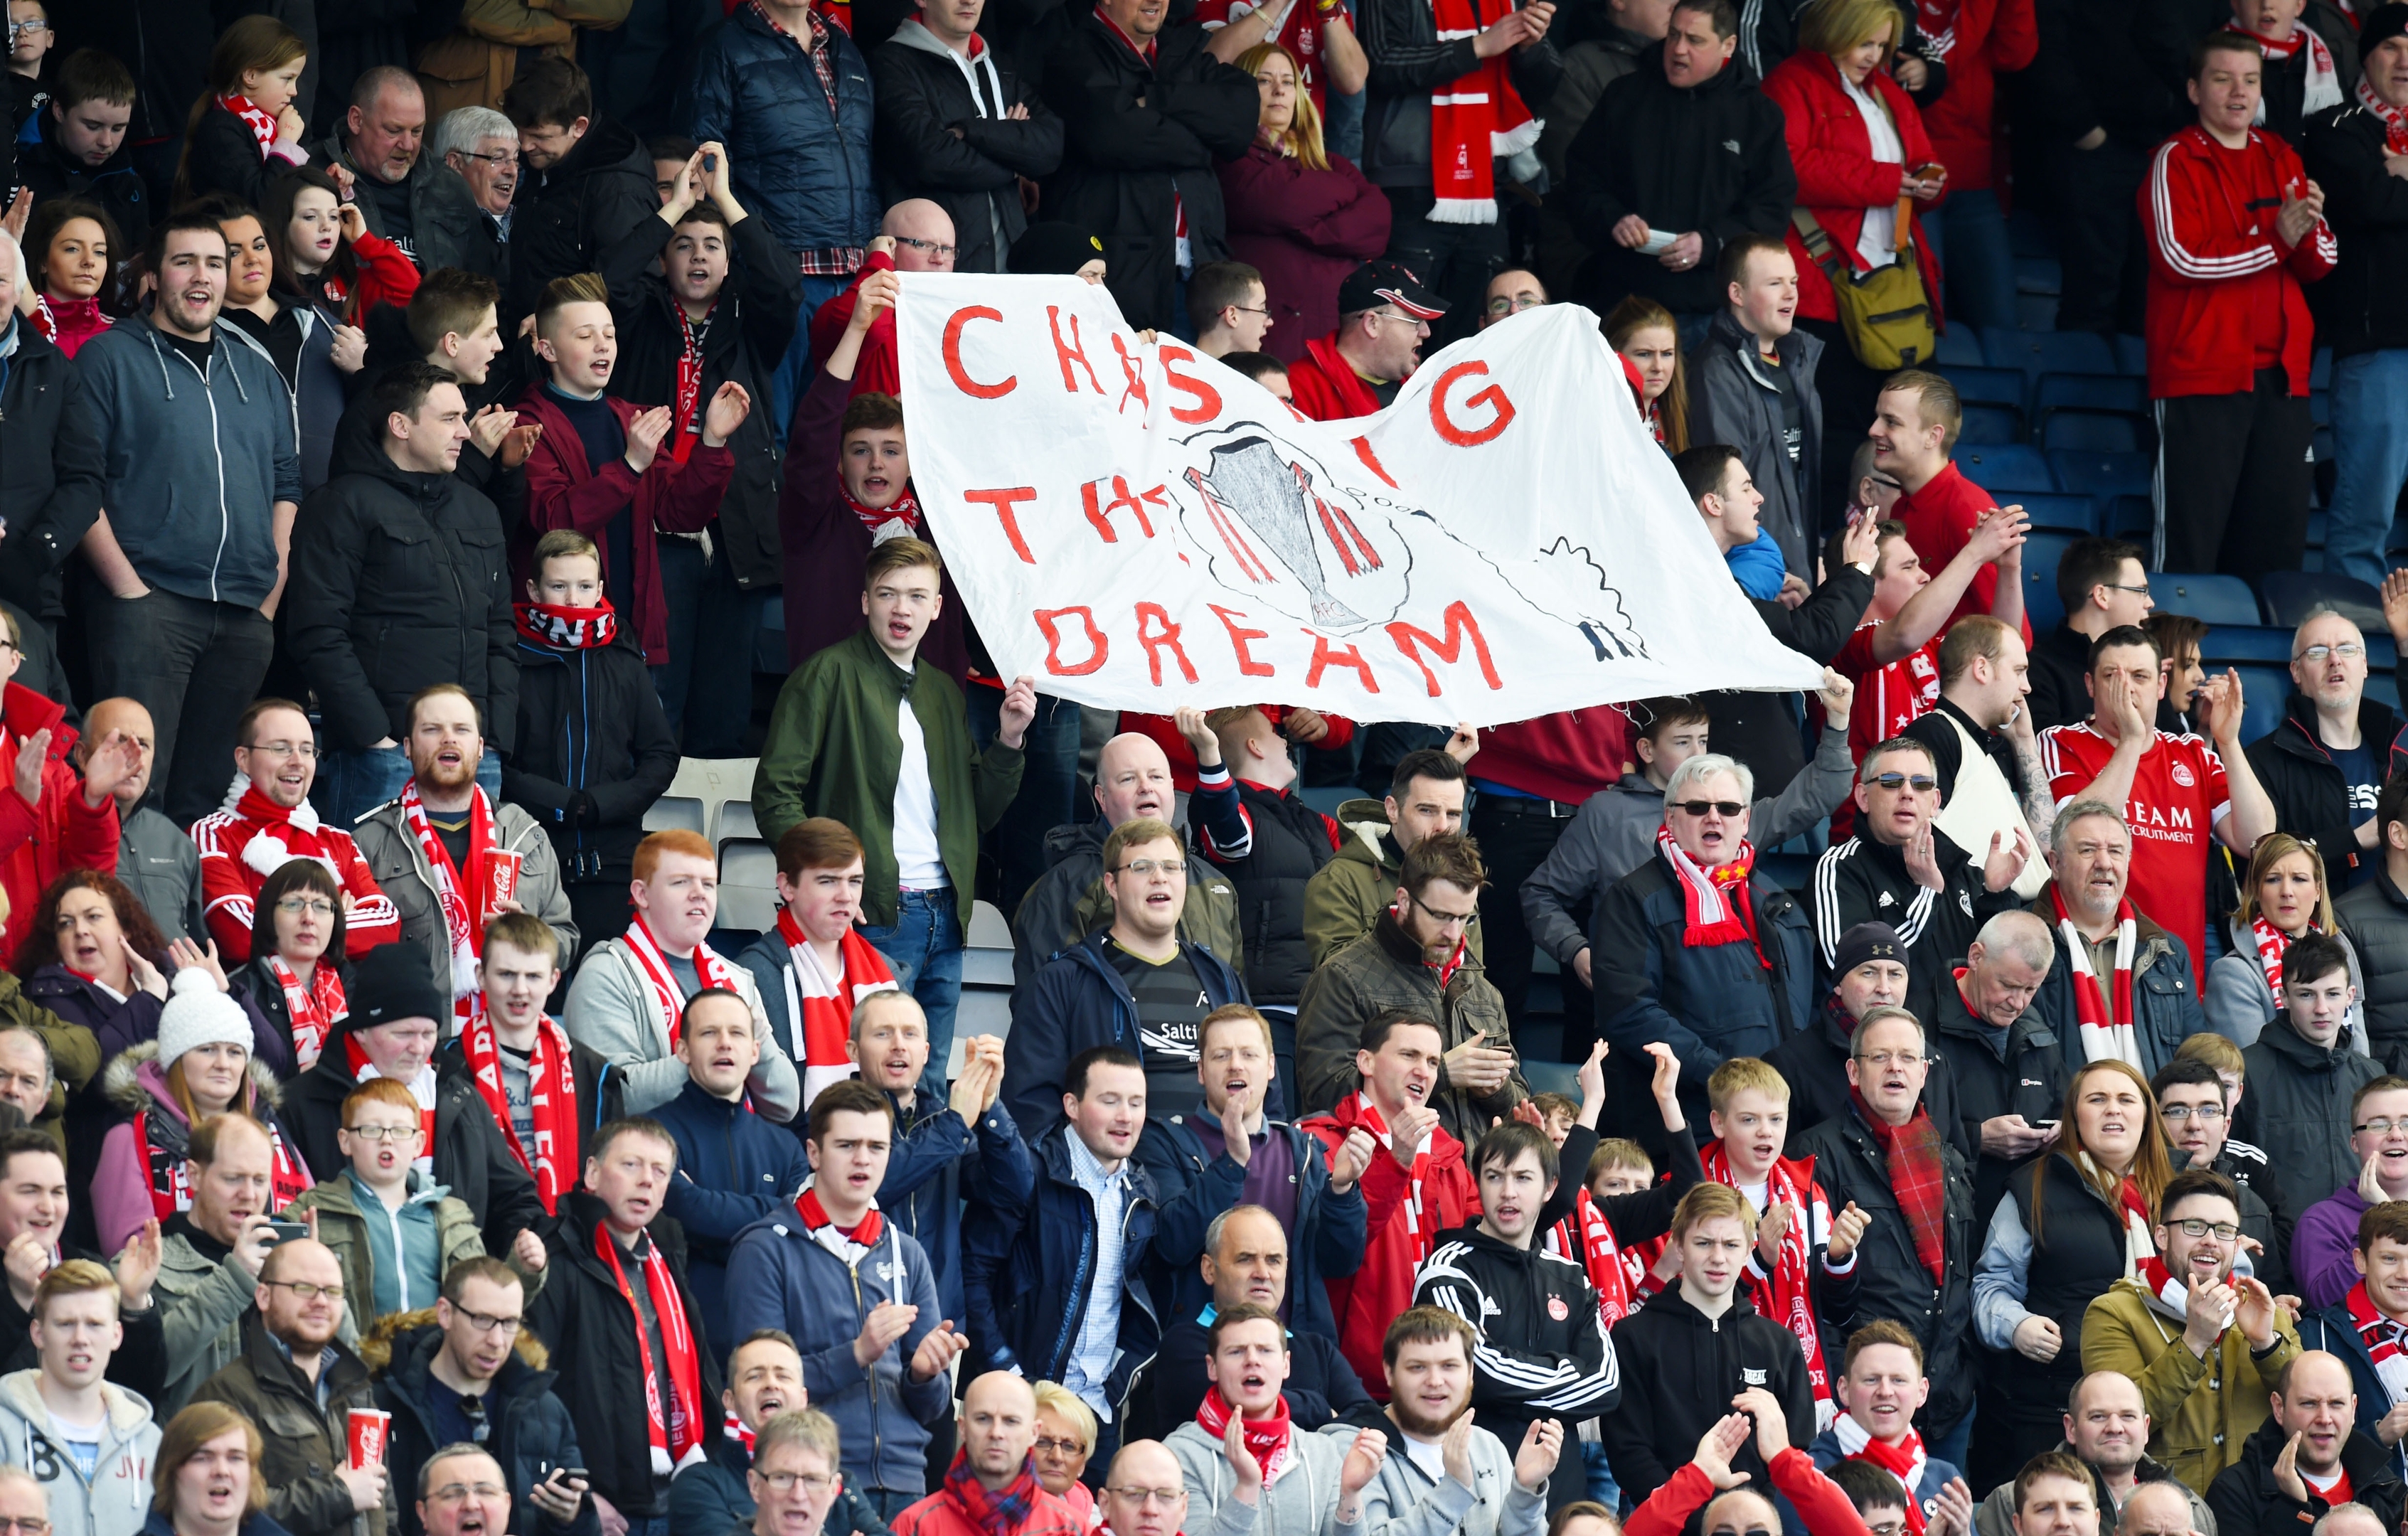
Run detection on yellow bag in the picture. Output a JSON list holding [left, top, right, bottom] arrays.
[[1791, 206, 1936, 371]]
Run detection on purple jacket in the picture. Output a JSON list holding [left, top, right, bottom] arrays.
[[22, 963, 290, 1075], [2294, 1183, 2373, 1310]]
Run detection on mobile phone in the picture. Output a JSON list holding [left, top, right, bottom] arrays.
[[559, 1469, 588, 1485], [263, 1219, 309, 1245], [703, 153, 718, 173]]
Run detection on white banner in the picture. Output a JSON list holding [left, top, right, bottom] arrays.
[[893, 275, 1823, 727]]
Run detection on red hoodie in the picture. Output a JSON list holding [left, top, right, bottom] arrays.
[[1469, 708, 1631, 807], [1302, 1092, 1477, 1397], [0, 685, 118, 961]]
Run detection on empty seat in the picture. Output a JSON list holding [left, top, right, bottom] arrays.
[[2114, 334, 2151, 377], [2261, 569, 2385, 630], [2197, 626, 2293, 666], [1934, 328, 1986, 367], [2232, 665, 2290, 746], [2015, 494, 2101, 535], [1985, 328, 2117, 380], [718, 799, 760, 843], [642, 796, 705, 836], [2041, 413, 2143, 454], [716, 838, 779, 934], [1959, 444, 2055, 496], [2152, 575, 2262, 626], [2050, 450, 2154, 501], [2035, 373, 2150, 420], [2106, 496, 2154, 544], [2023, 533, 2079, 631], [1959, 405, 2023, 446], [1941, 364, 2028, 412]]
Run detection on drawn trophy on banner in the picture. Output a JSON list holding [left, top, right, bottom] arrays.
[[1177, 428, 1412, 632]]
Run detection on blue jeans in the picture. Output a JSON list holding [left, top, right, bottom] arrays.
[[1929, 187, 2020, 334], [771, 272, 863, 447], [2325, 348, 2408, 587], [1323, 84, 1366, 164], [861, 1488, 922, 1522], [311, 745, 503, 831], [966, 690, 1084, 911], [861, 888, 964, 1101], [652, 536, 762, 756], [1927, 1407, 1974, 1482]]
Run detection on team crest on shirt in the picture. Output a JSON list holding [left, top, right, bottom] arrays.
[[2170, 762, 2196, 786], [1742, 1368, 1768, 1385], [1959, 891, 1973, 917], [1547, 1296, 1570, 1320]]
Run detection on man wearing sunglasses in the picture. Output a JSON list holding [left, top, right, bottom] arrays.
[[2079, 1169, 2298, 1497], [1812, 737, 2033, 1030], [2244, 607, 2408, 897]]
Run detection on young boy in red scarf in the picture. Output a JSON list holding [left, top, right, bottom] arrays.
[[1806, 1323, 1976, 1536], [1163, 1305, 1394, 1523]]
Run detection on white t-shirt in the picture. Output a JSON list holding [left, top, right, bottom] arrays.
[[1736, 1179, 1771, 1212], [893, 697, 946, 887], [1840, 71, 1904, 270], [48, 1409, 101, 1479], [1401, 1430, 1447, 1485]]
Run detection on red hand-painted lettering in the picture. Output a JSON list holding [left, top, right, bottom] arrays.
[[941, 306, 1014, 399], [1429, 362, 1516, 447]]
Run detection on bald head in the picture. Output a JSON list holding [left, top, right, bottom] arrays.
[[961, 1372, 1039, 1484], [964, 1370, 1035, 1418], [2313, 1508, 2391, 1536], [1701, 1490, 1779, 1535], [1097, 733, 1175, 826], [882, 200, 957, 272], [1102, 1441, 1186, 1536], [2116, 1483, 2193, 1536], [79, 697, 156, 807]]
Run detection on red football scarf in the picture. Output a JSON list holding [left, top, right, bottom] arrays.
[[2242, 23, 2343, 117], [775, 906, 898, 1108], [796, 1182, 886, 1260], [846, 482, 923, 538], [1195, 1387, 1296, 1486], [1835, 1417, 1930, 1535], [265, 954, 346, 1071], [1850, 1087, 1946, 1285], [460, 1008, 581, 1214], [1703, 1142, 1833, 1415], [228, 784, 343, 882], [2252, 914, 2326, 1004], [595, 1225, 705, 1473], [1426, 0, 1539, 223], [2360, 75, 2408, 154], [621, 917, 742, 1051], [1353, 1092, 1433, 1246], [513, 599, 620, 651], [220, 92, 278, 154], [1657, 825, 1766, 964], [2048, 885, 2138, 1070], [397, 780, 517, 1018], [344, 1034, 439, 1151], [2348, 1279, 2408, 1406], [1545, 1190, 1634, 1326], [671, 302, 714, 464]]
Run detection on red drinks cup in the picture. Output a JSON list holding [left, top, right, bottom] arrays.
[[347, 1408, 391, 1470], [482, 849, 525, 912]]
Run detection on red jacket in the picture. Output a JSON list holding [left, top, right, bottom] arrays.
[[1303, 1092, 1476, 1397], [516, 385, 737, 666], [193, 783, 401, 962], [1470, 708, 1631, 807], [1218, 142, 1392, 366], [893, 1484, 1085, 1536], [1287, 332, 1387, 422], [1626, 1449, 1872, 1536], [1917, 0, 2037, 193], [2138, 124, 2335, 400], [1763, 50, 1944, 327], [0, 685, 117, 961], [334, 230, 422, 321], [804, 249, 901, 398]]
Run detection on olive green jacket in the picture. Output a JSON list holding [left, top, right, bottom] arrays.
[[1301, 799, 1481, 969], [2079, 1274, 2301, 1497]]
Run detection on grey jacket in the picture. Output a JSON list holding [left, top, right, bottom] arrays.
[[117, 803, 204, 944], [562, 937, 798, 1119], [1167, 1419, 1352, 1536], [1520, 725, 1854, 968], [1686, 307, 1823, 582], [1333, 1415, 1548, 1536], [2204, 915, 2368, 1052], [155, 1231, 364, 1417], [0, 1369, 161, 1536], [349, 794, 579, 1003], [75, 318, 299, 608], [311, 134, 482, 273]]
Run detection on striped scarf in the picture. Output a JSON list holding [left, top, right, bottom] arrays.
[[777, 906, 899, 1109]]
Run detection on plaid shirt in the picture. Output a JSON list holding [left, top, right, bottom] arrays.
[[750, 0, 865, 275]]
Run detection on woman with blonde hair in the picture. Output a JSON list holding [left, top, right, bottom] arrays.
[[1973, 1058, 2171, 1470], [174, 15, 312, 208], [2207, 831, 2367, 1049], [1217, 40, 1390, 365], [1604, 295, 1689, 454], [1031, 1381, 1099, 1527]]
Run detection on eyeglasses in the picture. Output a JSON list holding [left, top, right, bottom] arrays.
[[1671, 800, 1746, 818], [1854, 1050, 1922, 1068], [1707, 1526, 1775, 1536], [2168, 1218, 2241, 1240], [452, 1307, 523, 1336], [2297, 643, 2366, 663], [1867, 1522, 1908, 1536], [757, 1472, 836, 1493], [1108, 1489, 1186, 1508], [2101, 582, 2153, 597], [452, 148, 518, 168], [1868, 773, 1938, 792], [1226, 304, 1272, 320], [2158, 1104, 2225, 1123], [1486, 294, 1545, 315], [1033, 1436, 1087, 1456], [2360, 1119, 2408, 1136], [276, 897, 336, 917], [263, 1279, 345, 1301], [894, 235, 958, 260], [428, 1485, 508, 1503], [1407, 891, 1479, 929], [1368, 308, 1432, 332], [0, 1518, 53, 1536], [247, 740, 317, 760], [344, 1123, 422, 1143], [1117, 858, 1187, 876]]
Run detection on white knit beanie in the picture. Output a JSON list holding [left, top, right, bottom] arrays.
[[157, 968, 254, 1074]]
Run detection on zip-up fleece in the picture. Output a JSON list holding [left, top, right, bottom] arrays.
[[75, 317, 300, 607], [721, 1191, 952, 1496], [1168, 1416, 1352, 1536], [0, 1370, 160, 1536]]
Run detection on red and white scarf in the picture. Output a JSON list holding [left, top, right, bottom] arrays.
[[227, 782, 343, 882], [1545, 1190, 1634, 1326], [219, 92, 279, 155], [2251, 914, 2316, 1003], [595, 1224, 706, 1474], [672, 302, 714, 464], [397, 780, 517, 1019], [776, 906, 899, 1109], [2348, 1278, 2408, 1407], [2083, 1156, 2158, 1275], [2242, 23, 2343, 118], [1353, 1091, 1432, 1244], [2360, 75, 2408, 154], [460, 1008, 581, 1214], [797, 1180, 887, 1264], [137, 1107, 309, 1221], [2050, 885, 2138, 1070], [1657, 825, 1766, 964], [1194, 1387, 1296, 1486], [2135, 1249, 2232, 1333], [1703, 1143, 1835, 1423], [621, 917, 744, 1052], [344, 1034, 439, 1159], [514, 599, 619, 651], [265, 954, 346, 1070], [1427, 0, 1540, 223], [847, 482, 924, 538], [1834, 1416, 1930, 1533]]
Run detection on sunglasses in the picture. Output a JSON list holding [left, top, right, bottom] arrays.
[[1868, 773, 1937, 792], [1671, 800, 1746, 817]]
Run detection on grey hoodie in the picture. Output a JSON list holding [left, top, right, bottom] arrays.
[[0, 1368, 162, 1536], [75, 317, 299, 608], [1168, 1419, 1353, 1536], [1327, 1417, 1547, 1536]]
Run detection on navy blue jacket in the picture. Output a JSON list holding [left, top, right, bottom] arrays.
[[653, 1077, 816, 1345], [961, 1124, 1161, 1417], [2300, 1302, 2408, 1483], [1002, 932, 1248, 1141], [875, 1086, 1036, 1324], [1131, 1112, 1365, 1342], [689, 4, 880, 259]]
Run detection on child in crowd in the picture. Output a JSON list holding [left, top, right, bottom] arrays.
[[6, 0, 53, 137], [173, 14, 309, 208]]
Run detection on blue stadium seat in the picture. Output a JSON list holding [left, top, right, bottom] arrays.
[[1941, 364, 2029, 413], [2198, 626, 2292, 666], [2051, 450, 2154, 501], [1935, 328, 1986, 368], [2153, 575, 2262, 626], [2114, 335, 2151, 376], [1959, 444, 2055, 497], [2261, 569, 2385, 629], [2035, 373, 2151, 420], [2313, 348, 2333, 390], [2015, 256, 2064, 296], [1959, 405, 2023, 446], [2106, 496, 2154, 544], [2041, 413, 2143, 454], [1985, 329, 2117, 380], [2015, 494, 2101, 535], [2232, 665, 2290, 745], [2023, 533, 2078, 631], [1761, 852, 1816, 894]]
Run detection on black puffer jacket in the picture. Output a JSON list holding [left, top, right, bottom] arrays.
[[503, 633, 681, 885], [595, 208, 797, 590], [284, 437, 518, 754], [1994, 1153, 2138, 1417], [2337, 870, 2408, 1075], [1200, 781, 1340, 1006], [2234, 1015, 2385, 1215], [1926, 971, 2069, 1221], [2303, 95, 2408, 359], [0, 316, 104, 624], [1038, 10, 1260, 331], [506, 116, 658, 326], [367, 1316, 602, 1536], [2246, 693, 2399, 895], [1794, 1102, 1980, 1431], [688, 2, 880, 261], [1599, 1286, 1818, 1508], [873, 21, 1065, 274]]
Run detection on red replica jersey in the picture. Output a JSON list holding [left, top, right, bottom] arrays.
[[1828, 623, 1942, 842], [2038, 722, 2230, 985], [1195, 0, 1329, 108]]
